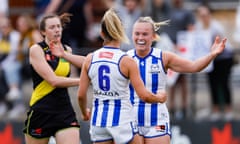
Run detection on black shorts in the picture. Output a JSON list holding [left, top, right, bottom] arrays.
[[23, 109, 80, 138]]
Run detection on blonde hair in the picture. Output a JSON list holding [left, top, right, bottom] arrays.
[[101, 8, 129, 44], [136, 17, 169, 41]]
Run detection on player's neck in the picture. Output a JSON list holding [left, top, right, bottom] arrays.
[[103, 40, 120, 49]]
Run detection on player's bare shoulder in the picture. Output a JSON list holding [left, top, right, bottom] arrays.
[[120, 54, 136, 68]]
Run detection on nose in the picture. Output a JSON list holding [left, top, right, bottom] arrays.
[[138, 34, 144, 39], [55, 27, 60, 32]]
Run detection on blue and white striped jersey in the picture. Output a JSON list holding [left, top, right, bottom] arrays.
[[127, 48, 170, 126], [88, 47, 135, 127]]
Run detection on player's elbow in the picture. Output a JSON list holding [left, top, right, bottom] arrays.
[[78, 94, 85, 101], [138, 94, 155, 103], [47, 78, 59, 87], [77, 89, 86, 101], [139, 95, 149, 102]]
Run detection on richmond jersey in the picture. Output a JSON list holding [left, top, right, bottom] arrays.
[[127, 48, 170, 126], [29, 41, 74, 113], [88, 47, 135, 127]]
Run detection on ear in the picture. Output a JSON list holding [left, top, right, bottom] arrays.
[[100, 31, 105, 40], [40, 30, 45, 37], [152, 33, 157, 40]]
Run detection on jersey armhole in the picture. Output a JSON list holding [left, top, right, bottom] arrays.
[[87, 53, 94, 76], [160, 50, 167, 74], [118, 54, 129, 79]]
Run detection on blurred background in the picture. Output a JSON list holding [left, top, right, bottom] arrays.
[[0, 0, 240, 144]]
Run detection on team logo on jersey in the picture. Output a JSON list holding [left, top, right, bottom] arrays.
[[155, 125, 166, 132], [99, 52, 114, 59], [60, 58, 67, 62], [149, 64, 161, 73], [43, 47, 49, 52]]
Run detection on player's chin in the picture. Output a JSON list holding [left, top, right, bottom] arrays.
[[135, 45, 147, 50]]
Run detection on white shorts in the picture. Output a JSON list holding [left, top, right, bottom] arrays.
[[90, 121, 138, 144], [138, 122, 171, 138]]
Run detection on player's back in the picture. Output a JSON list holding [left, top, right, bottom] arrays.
[[88, 46, 134, 127]]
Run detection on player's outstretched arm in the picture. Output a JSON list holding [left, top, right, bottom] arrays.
[[164, 36, 227, 73]]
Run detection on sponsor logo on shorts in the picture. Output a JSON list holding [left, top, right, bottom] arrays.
[[31, 128, 42, 136], [155, 125, 166, 132]]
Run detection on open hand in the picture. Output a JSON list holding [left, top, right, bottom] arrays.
[[49, 38, 65, 57], [211, 36, 227, 56]]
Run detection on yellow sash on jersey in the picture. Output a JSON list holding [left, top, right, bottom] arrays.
[[29, 58, 70, 106]]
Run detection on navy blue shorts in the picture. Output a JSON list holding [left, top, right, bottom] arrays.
[[23, 109, 80, 138]]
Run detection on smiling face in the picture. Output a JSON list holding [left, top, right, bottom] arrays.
[[41, 17, 62, 43], [132, 22, 155, 55]]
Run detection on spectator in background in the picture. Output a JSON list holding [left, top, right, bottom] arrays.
[[196, 5, 234, 121], [144, 0, 171, 47], [33, 0, 63, 21], [101, 0, 144, 51], [117, 0, 143, 51], [62, 0, 90, 49], [0, 0, 8, 17], [164, 0, 195, 120], [145, 0, 171, 26], [0, 16, 23, 119], [84, 0, 115, 48], [16, 13, 43, 80]]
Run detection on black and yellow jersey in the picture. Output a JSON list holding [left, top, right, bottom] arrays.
[[29, 41, 73, 113]]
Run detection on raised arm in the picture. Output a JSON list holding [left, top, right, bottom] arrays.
[[61, 45, 85, 68], [29, 44, 79, 87], [164, 36, 227, 73], [49, 39, 85, 68], [120, 56, 167, 103]]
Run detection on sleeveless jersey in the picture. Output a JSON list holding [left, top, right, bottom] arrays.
[[127, 48, 170, 126], [29, 41, 73, 113], [88, 47, 134, 127]]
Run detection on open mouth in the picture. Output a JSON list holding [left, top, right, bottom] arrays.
[[136, 40, 146, 45]]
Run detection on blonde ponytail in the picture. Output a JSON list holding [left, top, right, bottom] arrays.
[[101, 8, 129, 44]]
